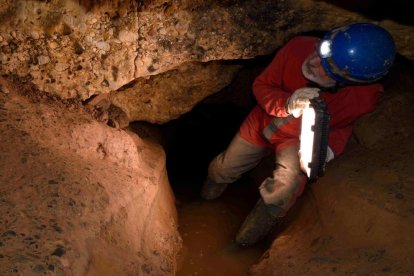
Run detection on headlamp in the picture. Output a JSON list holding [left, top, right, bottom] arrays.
[[319, 40, 332, 58]]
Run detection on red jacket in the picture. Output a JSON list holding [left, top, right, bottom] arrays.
[[239, 36, 383, 155]]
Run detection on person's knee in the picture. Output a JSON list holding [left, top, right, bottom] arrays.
[[259, 175, 306, 216], [208, 155, 240, 183], [208, 163, 240, 183]]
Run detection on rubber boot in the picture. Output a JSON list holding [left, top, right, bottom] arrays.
[[200, 178, 229, 200], [235, 198, 280, 247]]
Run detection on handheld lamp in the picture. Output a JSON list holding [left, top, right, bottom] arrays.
[[299, 98, 330, 181]]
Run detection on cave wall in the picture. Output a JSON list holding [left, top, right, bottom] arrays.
[[110, 61, 242, 123], [0, 0, 413, 123], [0, 78, 181, 275]]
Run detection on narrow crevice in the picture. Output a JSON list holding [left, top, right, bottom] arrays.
[[142, 55, 276, 274], [160, 102, 269, 275]]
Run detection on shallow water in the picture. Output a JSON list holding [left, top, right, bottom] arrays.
[[174, 180, 267, 276]]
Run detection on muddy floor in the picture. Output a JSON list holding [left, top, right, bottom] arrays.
[[174, 178, 266, 276]]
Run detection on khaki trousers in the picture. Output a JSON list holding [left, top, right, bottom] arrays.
[[207, 134, 307, 217]]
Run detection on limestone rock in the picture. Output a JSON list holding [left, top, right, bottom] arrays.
[[0, 79, 181, 275], [111, 61, 243, 123], [0, 0, 138, 99], [0, 0, 413, 108], [136, 0, 414, 78]]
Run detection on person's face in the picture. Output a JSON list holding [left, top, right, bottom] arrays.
[[302, 50, 337, 88]]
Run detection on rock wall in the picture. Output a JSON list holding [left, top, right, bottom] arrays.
[[0, 0, 413, 123], [251, 138, 414, 275], [0, 0, 138, 99], [0, 77, 181, 275], [110, 61, 242, 123]]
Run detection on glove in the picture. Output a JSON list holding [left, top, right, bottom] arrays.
[[286, 87, 320, 118], [326, 146, 334, 163], [320, 146, 335, 174]]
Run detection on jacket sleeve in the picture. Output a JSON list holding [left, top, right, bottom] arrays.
[[253, 44, 291, 118], [328, 84, 383, 157], [328, 126, 353, 156]]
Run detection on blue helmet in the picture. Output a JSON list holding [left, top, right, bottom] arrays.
[[318, 23, 396, 84]]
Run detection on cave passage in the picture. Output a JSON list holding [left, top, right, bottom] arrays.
[[160, 102, 270, 275]]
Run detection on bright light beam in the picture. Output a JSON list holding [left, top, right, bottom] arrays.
[[300, 105, 316, 178], [300, 98, 330, 181]]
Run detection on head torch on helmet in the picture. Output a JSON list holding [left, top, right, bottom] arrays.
[[318, 40, 332, 59], [317, 23, 396, 84]]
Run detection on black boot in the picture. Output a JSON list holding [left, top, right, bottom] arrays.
[[235, 199, 280, 246], [201, 178, 229, 200]]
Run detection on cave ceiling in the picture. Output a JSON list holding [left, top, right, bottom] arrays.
[[0, 0, 413, 123]]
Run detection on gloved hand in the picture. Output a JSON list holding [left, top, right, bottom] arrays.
[[325, 146, 334, 163], [320, 146, 335, 174], [286, 87, 320, 118]]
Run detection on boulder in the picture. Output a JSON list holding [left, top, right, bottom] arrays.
[[0, 78, 181, 275]]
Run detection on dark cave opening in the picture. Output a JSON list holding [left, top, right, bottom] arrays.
[[161, 53, 274, 200], [153, 56, 276, 275], [160, 102, 270, 275], [163, 102, 248, 197]]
